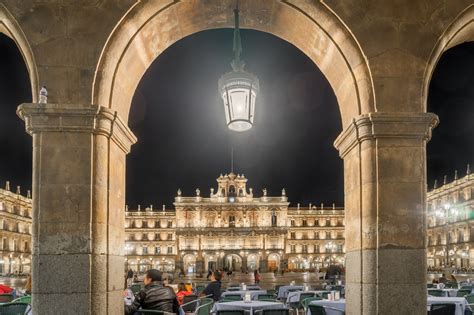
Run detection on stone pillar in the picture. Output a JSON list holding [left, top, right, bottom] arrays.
[[17, 104, 136, 315], [334, 112, 438, 315]]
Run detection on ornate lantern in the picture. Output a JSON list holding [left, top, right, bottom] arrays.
[[218, 3, 259, 132]]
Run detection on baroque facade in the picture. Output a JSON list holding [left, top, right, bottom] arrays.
[[0, 182, 32, 274], [427, 166, 474, 268], [124, 172, 345, 274]]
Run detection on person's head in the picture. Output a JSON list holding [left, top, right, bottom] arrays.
[[442, 273, 446, 277], [178, 282, 186, 292], [144, 269, 162, 285], [211, 271, 222, 282]]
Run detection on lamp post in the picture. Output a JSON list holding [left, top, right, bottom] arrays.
[[436, 203, 458, 269], [218, 2, 259, 132], [325, 242, 337, 266]]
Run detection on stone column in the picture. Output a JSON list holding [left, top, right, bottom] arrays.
[[17, 104, 136, 314], [334, 112, 438, 315]]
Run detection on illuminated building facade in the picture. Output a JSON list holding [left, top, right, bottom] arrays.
[[427, 166, 474, 268], [0, 182, 32, 274], [125, 172, 345, 273]]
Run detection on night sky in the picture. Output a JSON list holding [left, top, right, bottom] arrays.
[[0, 31, 472, 209]]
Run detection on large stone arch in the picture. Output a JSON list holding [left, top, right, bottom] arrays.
[[0, 3, 38, 102], [423, 4, 474, 111], [92, 0, 374, 128]]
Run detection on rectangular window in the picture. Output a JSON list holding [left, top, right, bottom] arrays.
[[302, 245, 308, 253], [325, 231, 331, 239], [24, 241, 28, 252], [229, 216, 236, 227], [302, 219, 307, 227], [290, 245, 296, 253], [142, 233, 147, 241], [155, 246, 161, 254], [302, 232, 308, 239], [315, 232, 319, 239], [168, 233, 173, 240], [314, 245, 319, 253], [326, 219, 331, 226], [337, 244, 343, 253], [13, 239, 18, 252], [167, 246, 173, 254], [1, 238, 6, 250], [167, 220, 173, 228], [291, 220, 295, 227], [142, 246, 148, 254], [314, 219, 319, 226], [290, 232, 296, 239], [155, 220, 161, 228]]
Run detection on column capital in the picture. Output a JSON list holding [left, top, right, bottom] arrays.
[[334, 112, 439, 158], [17, 103, 137, 153]]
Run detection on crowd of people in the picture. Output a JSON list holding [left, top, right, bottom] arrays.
[[428, 266, 474, 273], [124, 269, 223, 315]]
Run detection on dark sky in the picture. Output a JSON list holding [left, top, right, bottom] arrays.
[[0, 31, 472, 208]]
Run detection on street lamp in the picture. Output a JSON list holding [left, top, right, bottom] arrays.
[[436, 203, 458, 268], [325, 242, 337, 266], [218, 2, 259, 132]]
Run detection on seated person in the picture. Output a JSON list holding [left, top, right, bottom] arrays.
[[0, 284, 13, 294], [125, 269, 178, 315], [176, 282, 192, 305], [199, 271, 221, 301]]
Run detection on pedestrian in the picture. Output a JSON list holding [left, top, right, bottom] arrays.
[[254, 270, 261, 284]]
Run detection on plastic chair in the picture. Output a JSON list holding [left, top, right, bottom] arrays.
[[308, 304, 326, 315], [257, 294, 276, 300], [195, 300, 213, 315], [428, 303, 456, 315], [445, 282, 458, 289], [0, 302, 31, 315], [0, 294, 14, 303], [428, 290, 446, 297], [254, 309, 290, 315], [301, 297, 322, 312], [11, 295, 31, 304], [456, 289, 471, 297], [130, 283, 143, 294], [221, 294, 242, 301], [290, 292, 315, 315]]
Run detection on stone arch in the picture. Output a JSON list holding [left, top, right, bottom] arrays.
[[0, 3, 38, 102], [92, 0, 374, 128], [423, 4, 474, 111]]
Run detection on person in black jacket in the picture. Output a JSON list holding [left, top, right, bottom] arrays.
[[125, 269, 178, 314]]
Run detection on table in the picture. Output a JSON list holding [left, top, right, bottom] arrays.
[[286, 291, 330, 303], [277, 285, 305, 298], [221, 290, 267, 300], [212, 301, 287, 315], [307, 299, 345, 315], [428, 288, 465, 297], [427, 297, 467, 315]]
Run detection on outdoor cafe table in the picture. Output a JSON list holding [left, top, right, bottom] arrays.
[[221, 290, 267, 300], [428, 288, 461, 297], [212, 300, 287, 315], [427, 296, 468, 315], [307, 299, 345, 315], [277, 285, 305, 299], [286, 291, 332, 304]]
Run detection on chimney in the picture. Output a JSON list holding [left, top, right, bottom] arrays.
[[5, 181, 10, 191]]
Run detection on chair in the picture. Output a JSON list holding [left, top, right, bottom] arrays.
[[317, 291, 332, 299], [12, 295, 31, 304], [195, 299, 213, 315], [182, 294, 199, 312], [289, 292, 315, 315], [427, 284, 435, 288], [267, 289, 276, 296], [428, 303, 456, 315], [221, 294, 242, 301], [227, 287, 241, 291], [0, 302, 31, 315], [456, 289, 471, 297], [195, 285, 206, 294], [255, 309, 290, 315], [130, 283, 143, 294], [0, 294, 14, 303], [257, 294, 276, 300], [301, 297, 322, 312], [248, 287, 260, 291], [428, 290, 445, 297], [308, 304, 326, 315], [216, 311, 245, 315], [445, 282, 458, 289]]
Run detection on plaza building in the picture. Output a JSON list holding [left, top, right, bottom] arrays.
[[0, 182, 32, 274], [427, 166, 474, 269], [124, 172, 345, 274]]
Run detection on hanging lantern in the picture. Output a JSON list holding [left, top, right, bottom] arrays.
[[218, 3, 259, 132]]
